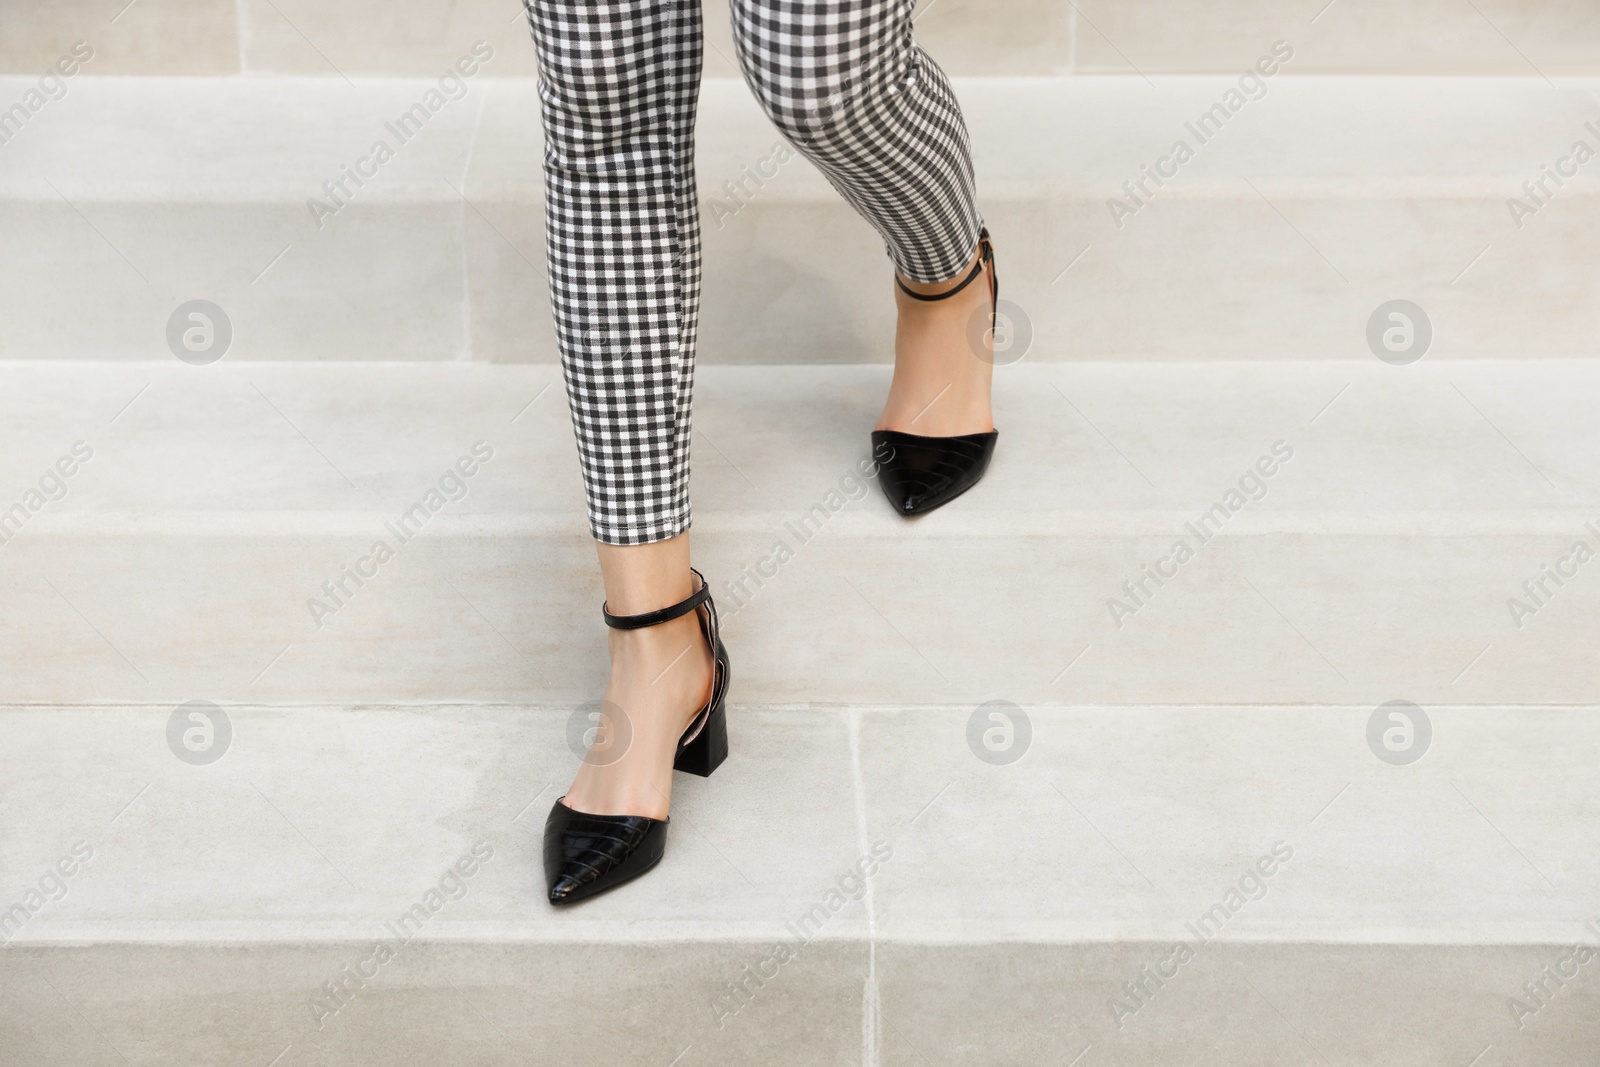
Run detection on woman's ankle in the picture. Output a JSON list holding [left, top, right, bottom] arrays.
[[880, 241, 995, 436], [607, 612, 714, 708], [595, 535, 697, 615]]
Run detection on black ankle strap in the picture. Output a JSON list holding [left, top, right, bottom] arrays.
[[896, 228, 993, 303], [603, 568, 710, 630]]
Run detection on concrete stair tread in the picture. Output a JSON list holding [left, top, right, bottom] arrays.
[[6, 704, 1598, 946], [6, 76, 1599, 361], [2, 360, 1597, 522], [2, 360, 1597, 708], [12, 704, 1599, 1064]]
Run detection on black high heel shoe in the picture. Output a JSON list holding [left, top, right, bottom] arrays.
[[543, 568, 730, 906], [872, 227, 1000, 516]]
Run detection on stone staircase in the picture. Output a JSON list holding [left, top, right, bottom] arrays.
[[4, 1, 1600, 1065]]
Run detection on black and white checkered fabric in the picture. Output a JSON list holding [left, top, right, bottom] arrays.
[[526, 0, 981, 545]]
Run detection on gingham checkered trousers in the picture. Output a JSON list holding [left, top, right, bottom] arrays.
[[524, 0, 983, 545]]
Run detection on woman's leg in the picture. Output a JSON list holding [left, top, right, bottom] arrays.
[[530, 0, 703, 546], [527, 0, 713, 819], [728, 0, 993, 436]]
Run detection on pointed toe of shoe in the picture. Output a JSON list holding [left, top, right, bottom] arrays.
[[542, 801, 668, 906], [546, 872, 586, 905], [871, 429, 998, 516], [880, 479, 928, 516], [886, 489, 920, 516]]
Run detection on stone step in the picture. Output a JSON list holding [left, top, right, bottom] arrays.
[[4, 703, 1597, 1065], [1, 359, 1595, 708], [3, 75, 1599, 362], [3, 0, 1598, 78]]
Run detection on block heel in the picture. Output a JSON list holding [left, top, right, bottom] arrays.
[[673, 658, 729, 777]]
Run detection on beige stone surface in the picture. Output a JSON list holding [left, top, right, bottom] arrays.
[[9, 0, 1598, 76], [0, 360, 1595, 707], [5, 75, 1598, 361], [0, 0, 239, 76], [4, 703, 1598, 1063]]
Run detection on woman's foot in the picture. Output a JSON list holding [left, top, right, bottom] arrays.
[[560, 580, 715, 822], [875, 240, 996, 437]]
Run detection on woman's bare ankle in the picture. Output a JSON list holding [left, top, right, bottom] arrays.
[[877, 239, 996, 436], [607, 614, 714, 716]]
